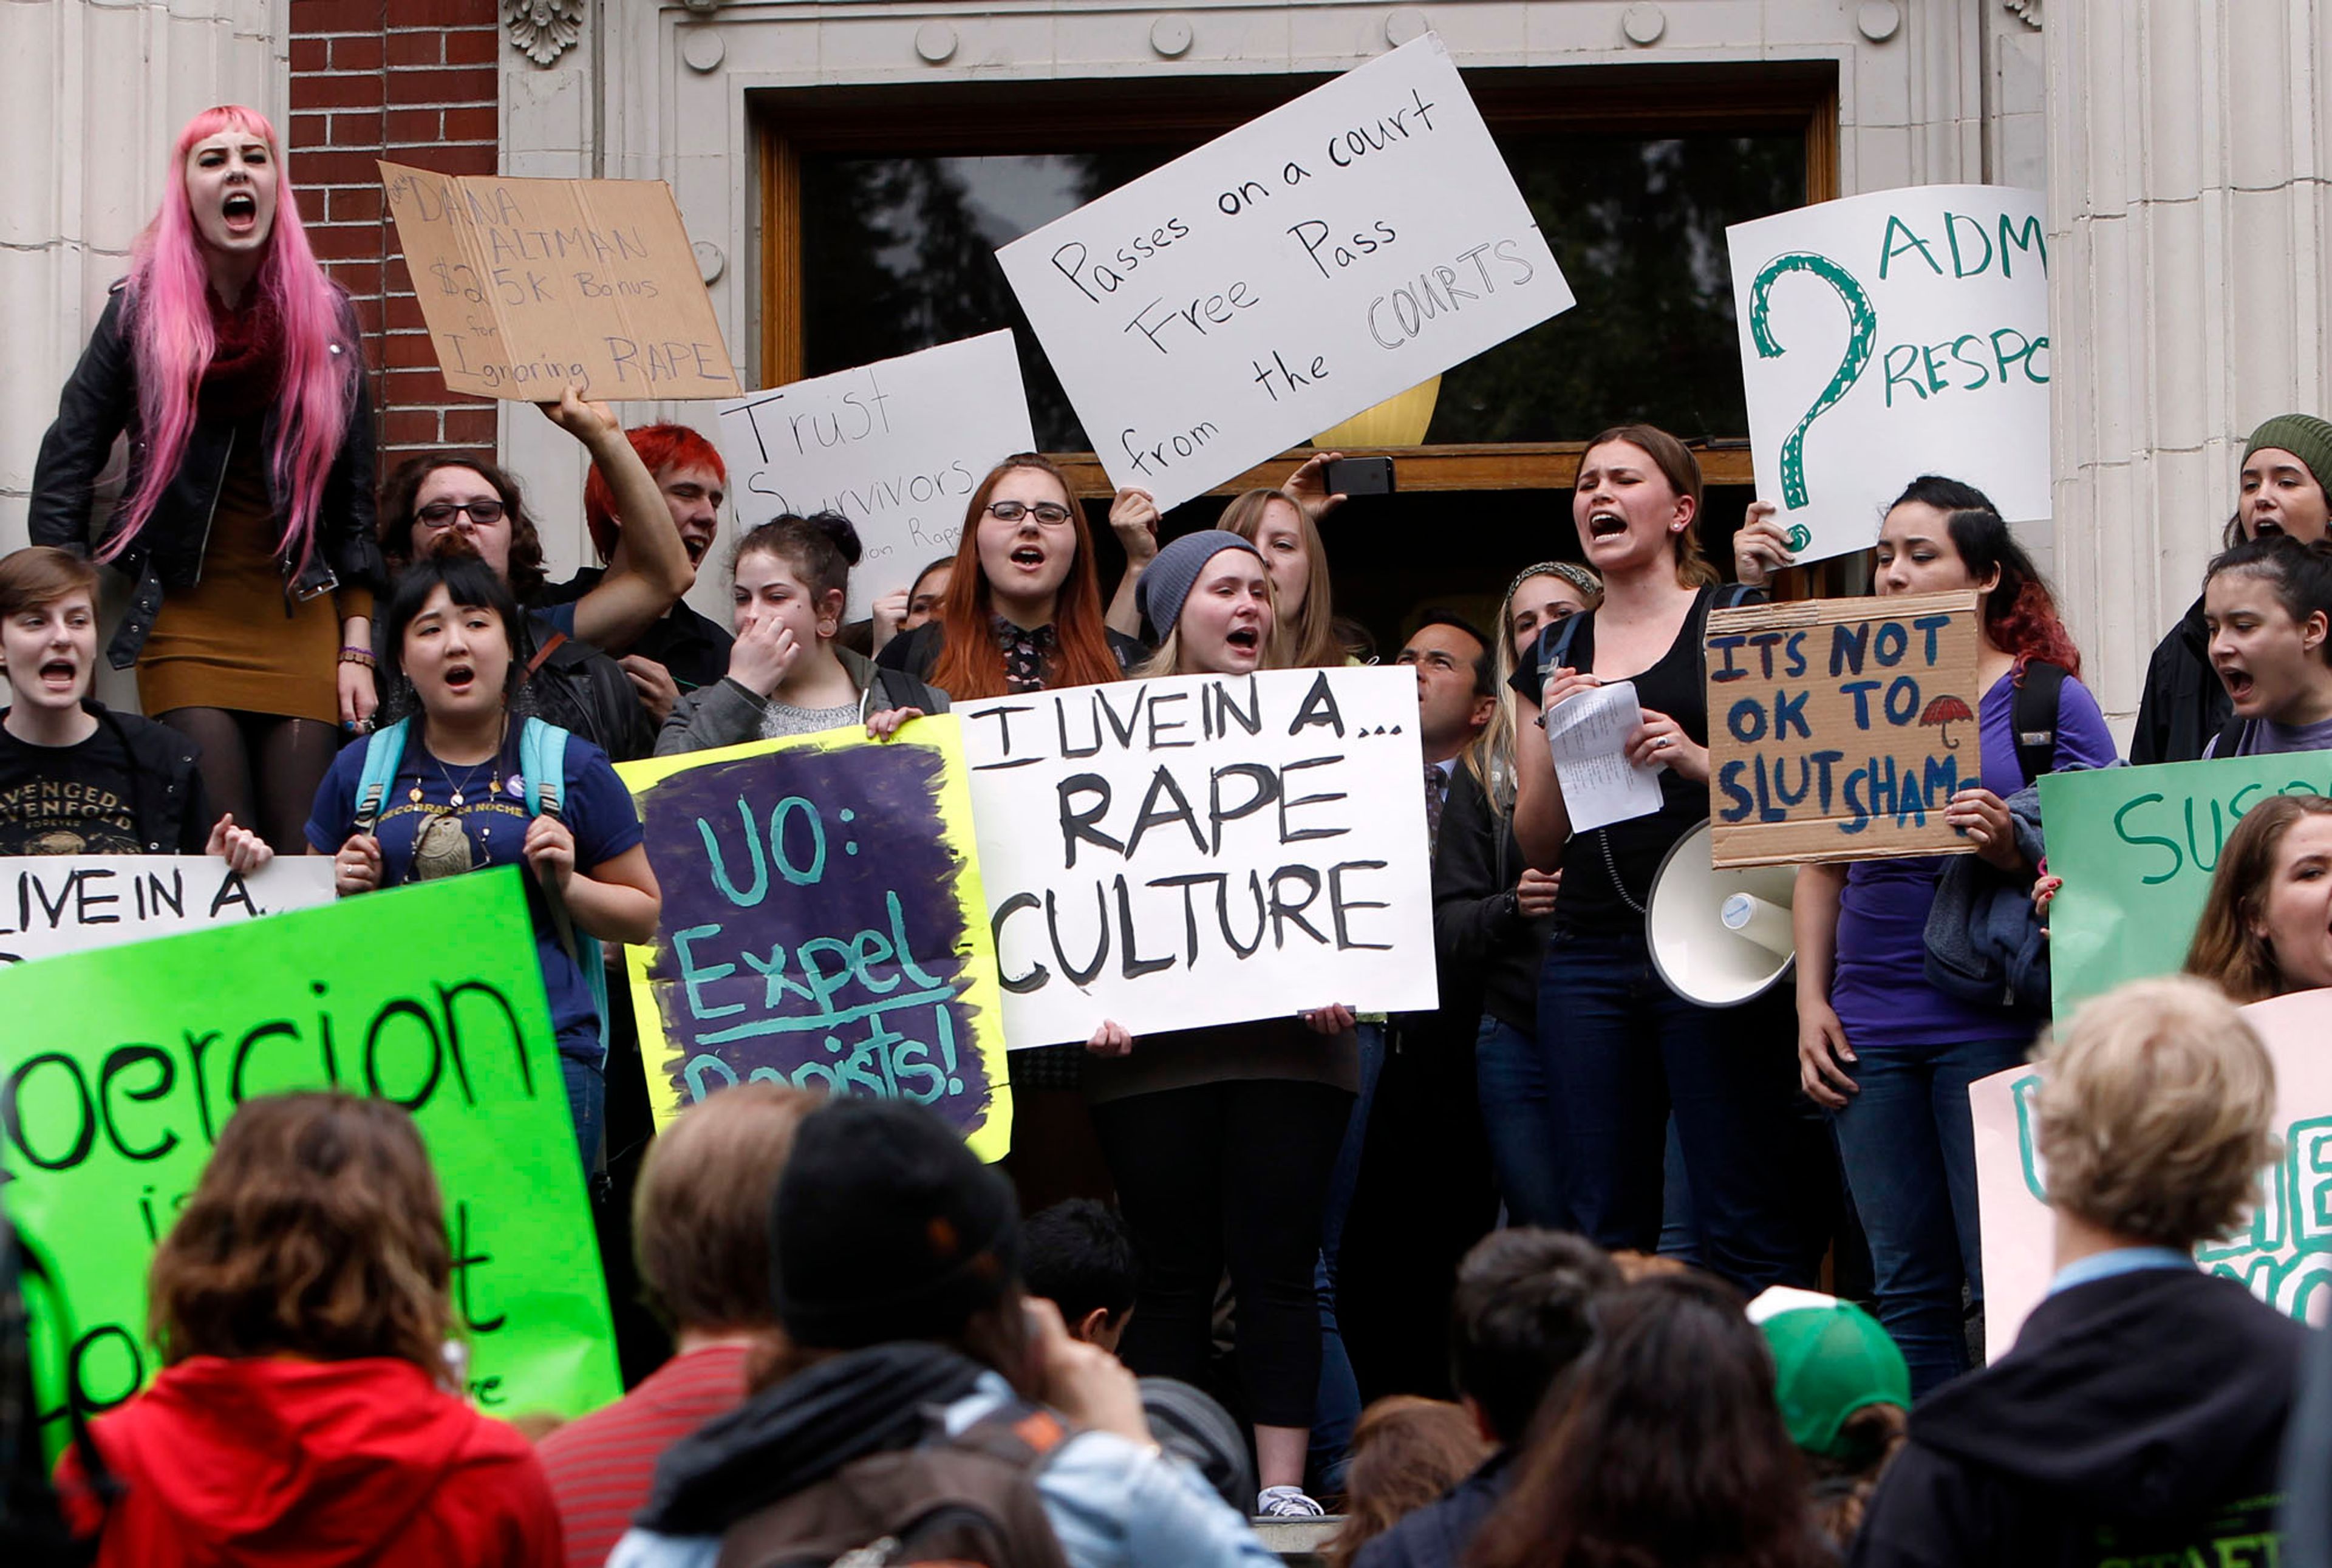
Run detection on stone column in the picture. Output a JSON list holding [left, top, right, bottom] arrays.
[[2045, 0, 2332, 731], [0, 1, 284, 554]]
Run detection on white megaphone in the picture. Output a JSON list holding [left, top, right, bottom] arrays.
[[1646, 819, 1796, 1007]]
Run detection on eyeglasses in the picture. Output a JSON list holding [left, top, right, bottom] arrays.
[[415, 499, 506, 529], [986, 500, 1073, 525]]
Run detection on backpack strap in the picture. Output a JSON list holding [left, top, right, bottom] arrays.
[[2213, 708, 2253, 761], [2011, 660, 2069, 788], [353, 718, 413, 834], [517, 719, 613, 1086]]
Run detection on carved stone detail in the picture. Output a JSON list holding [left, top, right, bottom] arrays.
[[2005, 0, 2041, 28], [506, 0, 584, 67]]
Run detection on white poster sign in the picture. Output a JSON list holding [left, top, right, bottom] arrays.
[[997, 34, 1573, 513], [960, 666, 1437, 1046], [1727, 185, 2051, 567], [715, 332, 1037, 616], [1972, 989, 2332, 1362], [0, 856, 336, 965]]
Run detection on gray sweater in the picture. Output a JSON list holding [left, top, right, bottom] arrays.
[[654, 645, 950, 756]]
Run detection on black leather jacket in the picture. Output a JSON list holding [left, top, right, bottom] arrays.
[[29, 285, 386, 669]]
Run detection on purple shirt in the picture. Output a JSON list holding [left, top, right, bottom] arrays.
[[1830, 669, 2118, 1049]]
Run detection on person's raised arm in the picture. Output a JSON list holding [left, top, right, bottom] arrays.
[[1282, 450, 1346, 525], [1510, 690, 1569, 870], [1103, 487, 1160, 639], [540, 386, 692, 652]]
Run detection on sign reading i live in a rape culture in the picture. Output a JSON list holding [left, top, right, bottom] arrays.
[[0, 854, 333, 964], [381, 162, 740, 401], [997, 33, 1573, 514], [0, 871, 621, 1454], [616, 721, 1012, 1162], [715, 332, 1037, 621], [1972, 989, 2332, 1360], [1703, 590, 1983, 867], [1727, 186, 2050, 567], [960, 666, 1438, 1046]]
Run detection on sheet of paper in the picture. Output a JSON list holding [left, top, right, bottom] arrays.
[[1546, 678, 1664, 833]]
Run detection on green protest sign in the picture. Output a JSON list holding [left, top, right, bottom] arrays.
[[0, 868, 619, 1450], [2041, 752, 2332, 1012]]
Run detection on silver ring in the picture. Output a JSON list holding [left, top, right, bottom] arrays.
[[1652, 735, 1672, 749]]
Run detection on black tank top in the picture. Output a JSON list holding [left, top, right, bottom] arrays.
[[1532, 586, 1717, 933]]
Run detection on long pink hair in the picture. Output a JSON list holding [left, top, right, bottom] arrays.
[[113, 106, 353, 570]]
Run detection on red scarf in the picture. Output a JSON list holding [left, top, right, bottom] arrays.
[[199, 287, 282, 420]]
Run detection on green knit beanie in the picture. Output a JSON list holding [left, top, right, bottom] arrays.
[[2243, 414, 2332, 494]]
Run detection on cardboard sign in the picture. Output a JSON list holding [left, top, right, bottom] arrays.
[[961, 666, 1436, 1045], [0, 856, 333, 964], [1704, 590, 1983, 866], [2037, 753, 2332, 1014], [617, 721, 1011, 1161], [1727, 186, 2050, 565], [996, 34, 1572, 513], [1972, 989, 2332, 1360], [381, 162, 740, 401], [0, 871, 622, 1448], [717, 333, 1035, 619]]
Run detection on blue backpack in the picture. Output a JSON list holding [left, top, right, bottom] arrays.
[[351, 717, 610, 1054]]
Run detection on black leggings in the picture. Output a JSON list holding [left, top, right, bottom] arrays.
[[157, 708, 340, 856], [1090, 1079, 1352, 1430]]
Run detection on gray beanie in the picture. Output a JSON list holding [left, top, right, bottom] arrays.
[[1134, 530, 1263, 641], [2245, 414, 2332, 495]]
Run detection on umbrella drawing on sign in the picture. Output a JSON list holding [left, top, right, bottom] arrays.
[[1920, 694, 1974, 750]]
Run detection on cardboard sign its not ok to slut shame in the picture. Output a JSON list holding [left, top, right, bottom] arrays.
[[1703, 590, 1983, 867]]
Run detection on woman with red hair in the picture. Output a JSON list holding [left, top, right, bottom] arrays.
[[1791, 479, 2116, 1396], [30, 106, 384, 856]]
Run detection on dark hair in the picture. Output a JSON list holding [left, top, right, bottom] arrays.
[[1937, 508, 2085, 678], [1406, 611, 1495, 698], [1450, 1229, 1620, 1445], [732, 510, 864, 608], [1471, 1273, 1825, 1568], [148, 1093, 451, 1373], [2185, 793, 2332, 1000], [379, 454, 550, 604], [1886, 474, 1997, 516], [1581, 425, 1718, 588], [1328, 1398, 1495, 1568], [2204, 533, 2332, 666], [1801, 1403, 1907, 1549], [1020, 1198, 1137, 1329], [379, 547, 527, 712], [909, 557, 955, 596]]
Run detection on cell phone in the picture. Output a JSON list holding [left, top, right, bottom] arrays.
[[1321, 456, 1395, 497]]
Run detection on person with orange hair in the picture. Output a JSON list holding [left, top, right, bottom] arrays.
[[32, 106, 384, 856], [542, 423, 736, 714]]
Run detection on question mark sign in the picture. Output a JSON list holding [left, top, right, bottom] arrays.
[[1749, 252, 1878, 549]]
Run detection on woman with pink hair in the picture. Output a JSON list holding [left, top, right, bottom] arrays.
[[30, 106, 383, 854]]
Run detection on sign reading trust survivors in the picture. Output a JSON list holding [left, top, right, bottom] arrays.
[[0, 872, 621, 1448], [997, 34, 1572, 513], [1727, 186, 2050, 566], [960, 666, 1437, 1045], [1703, 590, 1983, 867], [716, 333, 1037, 619], [618, 723, 1012, 1162], [382, 162, 740, 401]]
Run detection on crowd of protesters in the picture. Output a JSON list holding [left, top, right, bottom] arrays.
[[5, 100, 2332, 1567]]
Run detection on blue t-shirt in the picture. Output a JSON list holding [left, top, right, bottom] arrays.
[[305, 727, 642, 1062], [1831, 668, 2118, 1049]]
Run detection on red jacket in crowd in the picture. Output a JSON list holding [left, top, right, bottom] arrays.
[[53, 1354, 563, 1568]]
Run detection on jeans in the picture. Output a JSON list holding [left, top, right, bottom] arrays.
[[562, 1052, 605, 1171], [1093, 1079, 1354, 1429], [1475, 1014, 1566, 1227], [1536, 928, 1808, 1289], [1829, 1032, 2028, 1396]]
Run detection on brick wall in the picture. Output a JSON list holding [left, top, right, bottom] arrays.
[[287, 0, 500, 464]]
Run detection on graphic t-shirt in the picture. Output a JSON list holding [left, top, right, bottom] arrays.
[[0, 724, 141, 854], [305, 728, 643, 1061]]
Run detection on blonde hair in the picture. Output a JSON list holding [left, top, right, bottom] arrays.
[[633, 1083, 819, 1332], [1483, 564, 1604, 813], [2034, 977, 2279, 1250], [1221, 488, 1341, 669]]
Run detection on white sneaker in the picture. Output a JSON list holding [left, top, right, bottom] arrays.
[[1256, 1485, 1326, 1518]]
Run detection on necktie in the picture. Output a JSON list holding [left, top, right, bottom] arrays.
[[1425, 762, 1447, 857]]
